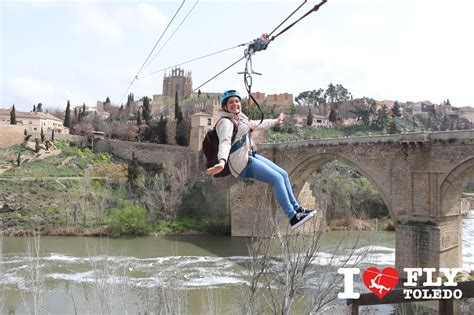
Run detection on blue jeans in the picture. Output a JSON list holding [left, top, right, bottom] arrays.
[[239, 154, 300, 219]]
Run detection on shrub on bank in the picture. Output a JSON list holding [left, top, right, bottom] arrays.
[[154, 216, 230, 235], [108, 202, 150, 237]]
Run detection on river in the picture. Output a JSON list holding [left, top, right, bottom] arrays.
[[1, 211, 473, 314]]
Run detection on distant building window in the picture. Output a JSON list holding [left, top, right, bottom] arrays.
[[29, 121, 32, 124], [208, 118, 212, 126]]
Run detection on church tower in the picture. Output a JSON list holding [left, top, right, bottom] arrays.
[[162, 67, 193, 99]]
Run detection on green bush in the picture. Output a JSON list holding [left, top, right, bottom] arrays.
[[108, 203, 150, 237]]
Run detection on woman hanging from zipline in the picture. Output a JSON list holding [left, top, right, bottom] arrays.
[[206, 90, 316, 229]]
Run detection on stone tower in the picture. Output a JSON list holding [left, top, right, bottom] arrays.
[[162, 67, 193, 99]]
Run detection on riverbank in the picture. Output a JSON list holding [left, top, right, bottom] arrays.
[[328, 217, 395, 231], [1, 216, 397, 237]]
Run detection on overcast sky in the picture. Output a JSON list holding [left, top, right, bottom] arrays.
[[2, 0, 474, 112]]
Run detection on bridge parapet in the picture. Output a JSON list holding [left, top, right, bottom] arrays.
[[259, 130, 474, 150]]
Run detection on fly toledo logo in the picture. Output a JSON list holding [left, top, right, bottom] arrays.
[[363, 267, 398, 299], [338, 267, 464, 300]]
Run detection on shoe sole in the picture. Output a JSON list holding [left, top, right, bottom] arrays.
[[290, 212, 315, 229]]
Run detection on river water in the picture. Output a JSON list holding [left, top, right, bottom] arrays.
[[1, 211, 473, 314]]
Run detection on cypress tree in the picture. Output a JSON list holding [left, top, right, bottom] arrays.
[[174, 90, 180, 121], [35, 138, 41, 153], [158, 113, 167, 144], [306, 107, 313, 126], [392, 101, 402, 117], [37, 103, 43, 112], [142, 96, 152, 124], [33, 104, 36, 112], [10, 105, 17, 124], [174, 91, 187, 145], [329, 108, 337, 124], [40, 127, 45, 142], [64, 100, 71, 128], [51, 129, 55, 141], [137, 110, 142, 126]]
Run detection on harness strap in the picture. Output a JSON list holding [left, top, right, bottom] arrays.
[[229, 133, 247, 154]]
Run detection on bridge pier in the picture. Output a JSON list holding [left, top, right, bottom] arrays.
[[229, 180, 322, 237], [395, 217, 462, 280]]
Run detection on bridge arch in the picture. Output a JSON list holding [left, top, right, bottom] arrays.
[[440, 156, 474, 216], [288, 152, 395, 220]]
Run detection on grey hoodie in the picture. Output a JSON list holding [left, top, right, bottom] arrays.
[[216, 110, 278, 177]]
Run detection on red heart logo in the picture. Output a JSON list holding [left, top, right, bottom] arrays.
[[363, 267, 399, 299]]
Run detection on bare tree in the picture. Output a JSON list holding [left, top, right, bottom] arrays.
[[79, 240, 131, 314], [21, 230, 46, 315], [73, 121, 94, 137], [79, 169, 93, 227], [139, 243, 188, 314], [242, 194, 371, 314], [135, 161, 190, 223]]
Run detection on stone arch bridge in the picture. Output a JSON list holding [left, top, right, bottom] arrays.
[[229, 130, 474, 274], [94, 129, 474, 274]]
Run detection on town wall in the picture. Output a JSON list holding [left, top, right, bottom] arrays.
[[0, 125, 24, 148]]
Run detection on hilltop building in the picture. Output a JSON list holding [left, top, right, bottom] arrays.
[[0, 109, 69, 134], [250, 92, 294, 112], [162, 68, 193, 99]]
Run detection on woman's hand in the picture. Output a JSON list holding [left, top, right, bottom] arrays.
[[206, 159, 225, 176], [276, 113, 285, 124]]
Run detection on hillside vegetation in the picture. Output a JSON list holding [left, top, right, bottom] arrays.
[[0, 140, 228, 237]]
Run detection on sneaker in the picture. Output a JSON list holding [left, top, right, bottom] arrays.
[[289, 212, 315, 229], [295, 206, 316, 214]]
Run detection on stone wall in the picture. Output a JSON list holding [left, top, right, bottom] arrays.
[[0, 125, 24, 148], [94, 138, 186, 164], [0, 124, 85, 149]]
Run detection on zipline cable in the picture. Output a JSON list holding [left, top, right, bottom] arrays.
[[268, 0, 307, 37], [133, 1, 329, 115], [139, 43, 245, 79], [237, 0, 328, 126], [269, 0, 328, 42], [142, 0, 200, 74], [192, 55, 246, 93], [119, 0, 186, 105]]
